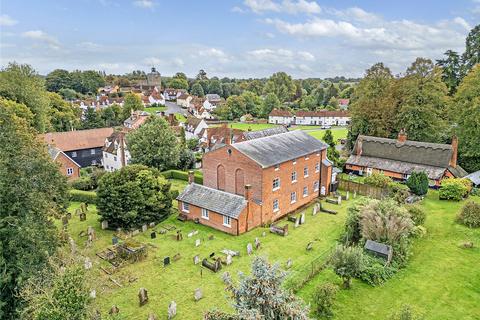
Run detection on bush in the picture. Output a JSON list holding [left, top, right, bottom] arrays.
[[69, 189, 97, 203], [313, 283, 338, 318], [472, 187, 480, 197], [406, 205, 426, 226], [330, 245, 365, 289], [69, 176, 95, 191], [439, 178, 471, 201], [406, 172, 429, 196], [388, 182, 410, 204], [456, 201, 480, 228], [359, 255, 397, 286], [389, 304, 424, 320], [161, 169, 203, 184], [364, 173, 393, 188]]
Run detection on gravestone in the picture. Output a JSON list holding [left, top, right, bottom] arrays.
[[226, 254, 232, 265], [138, 288, 148, 306], [90, 289, 96, 299], [187, 232, 193, 238], [313, 204, 319, 215], [69, 237, 76, 254], [353, 191, 357, 199], [66, 212, 72, 219], [87, 226, 95, 239], [294, 216, 300, 228], [222, 272, 231, 284], [149, 222, 156, 228], [194, 288, 203, 301], [262, 231, 266, 237], [101, 221, 108, 230], [195, 239, 201, 247], [338, 196, 342, 205], [150, 231, 156, 239], [254, 237, 261, 250], [79, 212, 86, 221], [286, 258, 292, 269], [112, 236, 119, 245], [142, 224, 148, 232], [306, 242, 313, 251], [300, 212, 305, 225], [148, 313, 158, 320], [193, 230, 199, 236], [346, 191, 350, 201], [176, 231, 183, 241], [109, 305, 119, 315], [193, 255, 200, 265], [247, 243, 253, 255], [173, 253, 181, 261], [75, 208, 81, 216], [168, 301, 177, 319], [84, 257, 92, 270], [163, 256, 170, 267], [62, 216, 68, 228], [80, 203, 87, 213]]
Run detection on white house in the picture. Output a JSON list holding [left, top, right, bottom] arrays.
[[184, 117, 209, 140], [177, 93, 192, 108], [102, 131, 131, 172], [268, 109, 295, 125], [163, 88, 186, 101], [148, 86, 165, 105], [295, 110, 350, 126]]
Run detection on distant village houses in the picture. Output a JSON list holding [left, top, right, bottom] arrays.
[[268, 109, 350, 126]]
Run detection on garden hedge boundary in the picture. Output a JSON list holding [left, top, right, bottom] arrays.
[[69, 189, 97, 204], [161, 170, 203, 184]]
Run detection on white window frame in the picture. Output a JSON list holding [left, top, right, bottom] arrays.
[[291, 171, 297, 183], [114, 156, 117, 162], [273, 199, 279, 212], [272, 178, 280, 191], [303, 186, 308, 197], [305, 155, 309, 160], [274, 164, 280, 171], [201, 208, 209, 220], [314, 181, 319, 192], [223, 215, 231, 227], [304, 167, 309, 178], [71, 151, 77, 158], [66, 168, 74, 176], [293, 159, 297, 165], [290, 192, 297, 204], [90, 149, 96, 155], [315, 162, 320, 173], [182, 202, 190, 213]]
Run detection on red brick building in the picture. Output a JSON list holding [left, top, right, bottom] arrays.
[[345, 130, 467, 187], [177, 130, 332, 235], [47, 146, 81, 180]]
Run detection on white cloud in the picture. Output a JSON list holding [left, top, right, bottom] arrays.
[[453, 17, 471, 31], [231, 6, 245, 13], [197, 48, 230, 63], [0, 14, 18, 26], [77, 41, 103, 51], [247, 48, 315, 65], [173, 58, 184, 67], [22, 30, 60, 50], [143, 57, 161, 65], [298, 51, 315, 61], [243, 0, 320, 14], [133, 0, 155, 9], [334, 7, 381, 23]]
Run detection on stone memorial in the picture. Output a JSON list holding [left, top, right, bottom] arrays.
[[313, 204, 319, 215], [247, 243, 253, 255], [226, 254, 232, 265], [79, 212, 86, 221], [187, 232, 193, 238], [80, 203, 87, 213], [173, 253, 181, 261], [66, 212, 72, 219], [69, 237, 76, 254], [138, 287, 148, 306], [338, 196, 342, 205], [294, 216, 300, 228], [149, 222, 156, 228], [193, 230, 199, 235], [109, 305, 119, 315], [87, 226, 95, 239], [346, 191, 350, 200], [195, 239, 201, 247], [150, 231, 156, 239], [168, 301, 177, 319], [141, 224, 147, 232], [90, 289, 96, 299], [254, 237, 261, 250], [286, 258, 292, 269], [300, 212, 305, 224], [353, 191, 357, 199], [61, 216, 68, 227], [176, 231, 183, 241], [194, 288, 203, 301], [101, 221, 108, 230], [75, 208, 81, 216], [262, 231, 266, 237], [148, 313, 158, 320], [193, 255, 200, 265], [164, 256, 170, 267], [306, 242, 313, 251]]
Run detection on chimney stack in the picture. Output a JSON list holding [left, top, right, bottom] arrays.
[[188, 170, 195, 184], [224, 126, 231, 145], [397, 128, 407, 143], [450, 135, 458, 168]]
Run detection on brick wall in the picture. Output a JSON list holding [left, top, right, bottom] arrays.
[[56, 153, 80, 180]]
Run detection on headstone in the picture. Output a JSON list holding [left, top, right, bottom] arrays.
[[262, 231, 266, 237], [80, 203, 87, 213], [66, 212, 72, 219], [138, 288, 148, 306], [79, 212, 86, 221], [87, 234, 94, 247], [163, 256, 170, 267], [300, 212, 305, 224], [148, 313, 158, 320], [222, 272, 231, 284], [247, 243, 253, 255], [306, 242, 313, 251], [69, 237, 76, 254], [142, 224, 148, 232], [195, 239, 201, 247], [132, 229, 140, 236], [90, 289, 96, 299], [173, 253, 181, 261], [193, 230, 199, 236], [313, 204, 319, 215], [75, 208, 81, 216], [176, 231, 183, 241], [168, 301, 177, 319], [353, 191, 357, 199], [226, 254, 232, 265], [150, 231, 156, 239], [286, 258, 292, 269], [294, 216, 300, 228], [84, 257, 92, 270], [193, 255, 200, 265], [109, 305, 119, 315], [194, 288, 203, 301], [87, 226, 95, 239], [187, 232, 193, 238], [112, 236, 119, 245], [346, 191, 350, 201], [149, 222, 155, 228], [338, 196, 342, 205], [254, 237, 261, 250]]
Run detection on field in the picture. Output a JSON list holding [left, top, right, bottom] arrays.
[[64, 179, 348, 319], [305, 127, 348, 143], [298, 192, 480, 319], [145, 106, 167, 114]]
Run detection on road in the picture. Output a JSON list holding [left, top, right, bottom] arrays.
[[164, 101, 184, 115]]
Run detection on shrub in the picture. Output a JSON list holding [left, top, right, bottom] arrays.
[[364, 173, 393, 188], [389, 304, 424, 320], [359, 255, 397, 286], [388, 182, 410, 204], [410, 225, 427, 238], [161, 170, 203, 184], [330, 245, 365, 289], [69, 189, 97, 203], [439, 178, 471, 201], [406, 172, 429, 196], [69, 176, 95, 191], [313, 283, 338, 318], [406, 205, 426, 226], [340, 200, 366, 245], [456, 201, 480, 228]]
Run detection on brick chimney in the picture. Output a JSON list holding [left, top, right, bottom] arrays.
[[398, 128, 407, 143], [224, 126, 231, 145], [188, 170, 195, 184], [244, 184, 252, 201], [450, 136, 458, 168], [355, 137, 363, 157]]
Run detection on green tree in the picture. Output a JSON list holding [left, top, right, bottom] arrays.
[[0, 106, 68, 318], [122, 93, 144, 120], [300, 95, 317, 111], [190, 82, 205, 97], [224, 95, 246, 120], [196, 69, 208, 80], [313, 283, 339, 318], [100, 103, 124, 127], [330, 245, 365, 289], [58, 88, 79, 101], [173, 72, 187, 81], [263, 72, 296, 103], [323, 84, 339, 106], [80, 70, 105, 94], [82, 107, 103, 129], [0, 62, 50, 132], [406, 171, 429, 196], [127, 117, 180, 170], [323, 130, 335, 148], [208, 79, 223, 96], [45, 69, 72, 92], [240, 91, 262, 117], [462, 24, 480, 71], [48, 92, 80, 131], [205, 257, 310, 319], [168, 78, 189, 90], [0, 98, 34, 126], [97, 165, 173, 228], [246, 79, 264, 96], [436, 50, 463, 94], [261, 93, 281, 117]]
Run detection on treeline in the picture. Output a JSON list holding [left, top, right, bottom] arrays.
[[348, 24, 480, 172]]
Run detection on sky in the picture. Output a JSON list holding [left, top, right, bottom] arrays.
[[0, 0, 479, 78]]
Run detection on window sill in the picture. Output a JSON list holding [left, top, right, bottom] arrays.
[[223, 224, 231, 228], [303, 194, 308, 198], [182, 210, 189, 213], [304, 175, 309, 178], [290, 200, 296, 204], [272, 187, 280, 192], [201, 216, 209, 220]]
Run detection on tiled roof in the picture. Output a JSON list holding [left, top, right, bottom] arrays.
[[47, 145, 81, 167], [177, 183, 247, 219], [269, 109, 293, 117], [243, 126, 288, 140], [232, 130, 327, 168], [41, 127, 115, 151], [295, 110, 349, 117]]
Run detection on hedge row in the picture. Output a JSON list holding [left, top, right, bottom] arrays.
[[69, 189, 97, 204], [161, 170, 203, 184]]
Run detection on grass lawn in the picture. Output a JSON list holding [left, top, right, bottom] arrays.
[[176, 113, 187, 123], [63, 180, 349, 319], [145, 106, 167, 114], [306, 127, 348, 143], [298, 192, 480, 319]]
